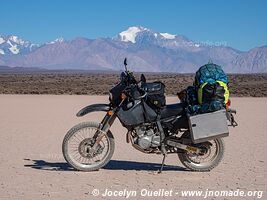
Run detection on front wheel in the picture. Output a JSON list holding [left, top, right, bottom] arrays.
[[62, 122, 115, 171], [178, 138, 225, 171]]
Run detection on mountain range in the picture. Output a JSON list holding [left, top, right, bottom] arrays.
[[0, 26, 266, 73]]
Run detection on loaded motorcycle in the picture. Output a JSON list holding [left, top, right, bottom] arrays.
[[62, 59, 237, 172]]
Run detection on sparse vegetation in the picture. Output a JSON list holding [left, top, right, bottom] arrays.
[[0, 73, 267, 97]]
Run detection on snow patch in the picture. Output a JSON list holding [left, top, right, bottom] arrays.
[[8, 35, 26, 45], [7, 40, 13, 47], [0, 37, 5, 45], [194, 44, 200, 47], [160, 33, 176, 39], [47, 37, 64, 44], [30, 43, 39, 50], [119, 26, 148, 43], [7, 40, 20, 54], [9, 45, 20, 54], [0, 49, 5, 55]]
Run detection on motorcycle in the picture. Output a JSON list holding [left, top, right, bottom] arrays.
[[62, 58, 237, 172]]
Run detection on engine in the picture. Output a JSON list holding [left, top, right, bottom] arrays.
[[133, 125, 161, 150]]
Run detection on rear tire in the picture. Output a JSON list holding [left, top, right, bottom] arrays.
[[178, 138, 225, 172], [62, 122, 115, 171]]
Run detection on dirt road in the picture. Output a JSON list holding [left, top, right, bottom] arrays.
[[0, 95, 266, 200]]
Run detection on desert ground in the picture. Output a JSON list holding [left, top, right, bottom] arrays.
[[0, 95, 266, 200]]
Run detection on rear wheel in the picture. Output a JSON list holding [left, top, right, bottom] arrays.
[[62, 122, 115, 171], [178, 133, 224, 171]]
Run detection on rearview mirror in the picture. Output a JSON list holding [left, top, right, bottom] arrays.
[[140, 74, 146, 83], [124, 58, 128, 71]]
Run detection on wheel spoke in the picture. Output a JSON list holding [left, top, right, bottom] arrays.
[[66, 126, 110, 169], [186, 140, 219, 166]]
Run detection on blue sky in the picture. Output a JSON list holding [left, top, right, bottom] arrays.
[[1, 0, 266, 51]]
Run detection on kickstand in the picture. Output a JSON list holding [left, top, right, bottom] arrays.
[[158, 154, 166, 174]]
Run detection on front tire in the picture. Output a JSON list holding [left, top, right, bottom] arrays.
[[62, 122, 115, 171], [178, 138, 225, 171]]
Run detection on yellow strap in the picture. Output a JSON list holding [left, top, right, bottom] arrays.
[[216, 81, 229, 104], [197, 81, 229, 104], [197, 82, 207, 104]]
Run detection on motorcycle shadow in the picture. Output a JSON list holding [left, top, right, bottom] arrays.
[[24, 159, 187, 172], [104, 160, 186, 171]]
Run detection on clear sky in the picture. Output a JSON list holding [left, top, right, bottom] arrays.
[[1, 0, 266, 51]]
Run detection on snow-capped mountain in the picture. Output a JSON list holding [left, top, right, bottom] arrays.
[[118, 26, 148, 43], [0, 35, 39, 56], [117, 26, 181, 43], [0, 26, 266, 73], [115, 26, 197, 50]]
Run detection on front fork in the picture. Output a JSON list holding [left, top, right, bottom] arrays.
[[91, 98, 127, 152], [90, 111, 117, 152]]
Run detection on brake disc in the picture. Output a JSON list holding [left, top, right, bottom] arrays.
[[78, 138, 103, 159]]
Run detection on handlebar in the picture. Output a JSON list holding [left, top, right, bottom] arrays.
[[135, 92, 147, 100], [122, 84, 147, 100]]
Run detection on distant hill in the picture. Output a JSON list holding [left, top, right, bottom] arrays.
[[0, 66, 46, 73], [1, 26, 266, 73]]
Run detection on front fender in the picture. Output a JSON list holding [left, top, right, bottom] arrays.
[[76, 104, 110, 117]]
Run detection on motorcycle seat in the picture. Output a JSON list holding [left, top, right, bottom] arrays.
[[160, 103, 185, 119]]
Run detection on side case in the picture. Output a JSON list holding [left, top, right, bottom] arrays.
[[188, 109, 229, 144]]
